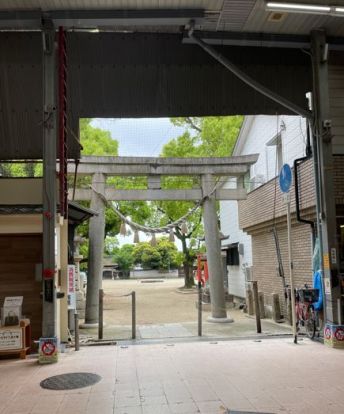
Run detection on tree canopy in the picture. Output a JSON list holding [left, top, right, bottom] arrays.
[[151, 116, 243, 287], [76, 116, 243, 282]]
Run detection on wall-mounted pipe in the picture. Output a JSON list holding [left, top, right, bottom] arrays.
[[293, 121, 316, 244]]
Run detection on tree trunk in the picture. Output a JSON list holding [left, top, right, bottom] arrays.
[[181, 236, 194, 288]]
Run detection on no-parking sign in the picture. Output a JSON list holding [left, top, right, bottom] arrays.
[[39, 337, 58, 364]]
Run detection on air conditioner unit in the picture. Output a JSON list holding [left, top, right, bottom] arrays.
[[243, 266, 253, 283], [250, 174, 266, 191]]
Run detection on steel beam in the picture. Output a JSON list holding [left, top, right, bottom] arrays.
[[42, 20, 57, 338], [70, 188, 248, 201], [182, 30, 344, 51], [0, 9, 204, 29], [311, 30, 341, 324]]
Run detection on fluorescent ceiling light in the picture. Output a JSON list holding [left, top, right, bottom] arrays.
[[266, 2, 330, 12], [335, 7, 344, 12]]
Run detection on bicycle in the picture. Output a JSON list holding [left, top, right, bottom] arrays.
[[295, 285, 319, 340]]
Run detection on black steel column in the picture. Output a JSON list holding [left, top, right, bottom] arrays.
[[311, 30, 341, 324], [42, 20, 58, 337]]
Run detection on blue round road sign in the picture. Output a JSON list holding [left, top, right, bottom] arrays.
[[279, 164, 292, 193]]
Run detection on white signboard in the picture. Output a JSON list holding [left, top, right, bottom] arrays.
[[3, 297, 23, 307], [0, 328, 22, 350]]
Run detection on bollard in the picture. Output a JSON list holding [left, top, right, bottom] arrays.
[[272, 293, 282, 322], [258, 292, 265, 319], [132, 291, 136, 340], [246, 288, 254, 315], [198, 281, 202, 337], [98, 289, 104, 340], [74, 312, 80, 351], [287, 288, 292, 325], [252, 281, 262, 333]]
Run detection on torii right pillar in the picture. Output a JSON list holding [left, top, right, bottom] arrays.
[[201, 174, 233, 322]]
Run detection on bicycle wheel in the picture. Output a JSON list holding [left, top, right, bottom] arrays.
[[305, 309, 316, 339]]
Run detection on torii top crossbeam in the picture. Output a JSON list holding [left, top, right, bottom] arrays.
[[68, 155, 258, 202], [68, 155, 258, 176]]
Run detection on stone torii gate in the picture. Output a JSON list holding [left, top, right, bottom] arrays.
[[68, 155, 258, 325]]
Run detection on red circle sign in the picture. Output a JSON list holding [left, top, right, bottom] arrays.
[[324, 327, 332, 340], [334, 328, 344, 341], [42, 341, 56, 356]]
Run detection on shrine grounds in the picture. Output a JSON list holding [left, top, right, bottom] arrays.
[[80, 277, 292, 341]]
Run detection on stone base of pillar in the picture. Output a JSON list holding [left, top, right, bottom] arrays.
[[207, 316, 234, 323], [79, 322, 99, 329]]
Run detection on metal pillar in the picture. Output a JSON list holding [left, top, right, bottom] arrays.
[[311, 30, 341, 324], [84, 173, 106, 325], [42, 21, 58, 338], [201, 174, 232, 321]]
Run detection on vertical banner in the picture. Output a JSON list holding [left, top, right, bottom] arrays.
[[67, 265, 76, 310]]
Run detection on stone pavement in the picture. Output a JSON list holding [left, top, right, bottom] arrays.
[[0, 338, 343, 414], [81, 308, 293, 341]]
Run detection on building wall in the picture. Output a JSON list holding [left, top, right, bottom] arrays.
[[234, 115, 306, 185], [221, 115, 307, 299], [251, 222, 313, 317], [220, 199, 252, 299], [239, 159, 315, 233], [238, 155, 344, 315]]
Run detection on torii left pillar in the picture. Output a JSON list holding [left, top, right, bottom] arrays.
[[83, 173, 106, 327], [201, 174, 233, 322]]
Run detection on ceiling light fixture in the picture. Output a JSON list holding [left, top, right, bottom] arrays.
[[266, 2, 344, 16], [266, 2, 331, 12]]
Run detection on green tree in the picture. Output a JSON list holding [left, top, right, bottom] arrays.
[[75, 119, 152, 270], [133, 238, 183, 271], [80, 119, 118, 156], [113, 244, 134, 278], [155, 116, 243, 287]]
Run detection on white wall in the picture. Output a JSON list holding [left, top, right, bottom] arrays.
[[221, 115, 307, 299]]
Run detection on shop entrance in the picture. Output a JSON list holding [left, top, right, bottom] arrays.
[[0, 234, 42, 346]]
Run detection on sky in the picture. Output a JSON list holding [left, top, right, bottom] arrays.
[[91, 118, 187, 248], [91, 118, 186, 157]]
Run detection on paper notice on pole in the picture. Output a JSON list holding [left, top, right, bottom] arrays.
[[324, 277, 331, 294], [323, 253, 330, 270], [282, 193, 291, 204], [331, 248, 337, 265]]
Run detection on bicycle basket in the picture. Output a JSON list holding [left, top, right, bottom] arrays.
[[297, 288, 319, 303]]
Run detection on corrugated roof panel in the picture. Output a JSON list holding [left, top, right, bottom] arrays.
[[0, 0, 224, 11], [0, 31, 314, 159]]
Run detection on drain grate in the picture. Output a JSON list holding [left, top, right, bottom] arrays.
[[40, 372, 102, 390]]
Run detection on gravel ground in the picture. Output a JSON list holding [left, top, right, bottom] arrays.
[[79, 277, 292, 340], [102, 277, 201, 325]]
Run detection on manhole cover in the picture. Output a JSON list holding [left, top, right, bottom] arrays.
[[40, 372, 102, 390]]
